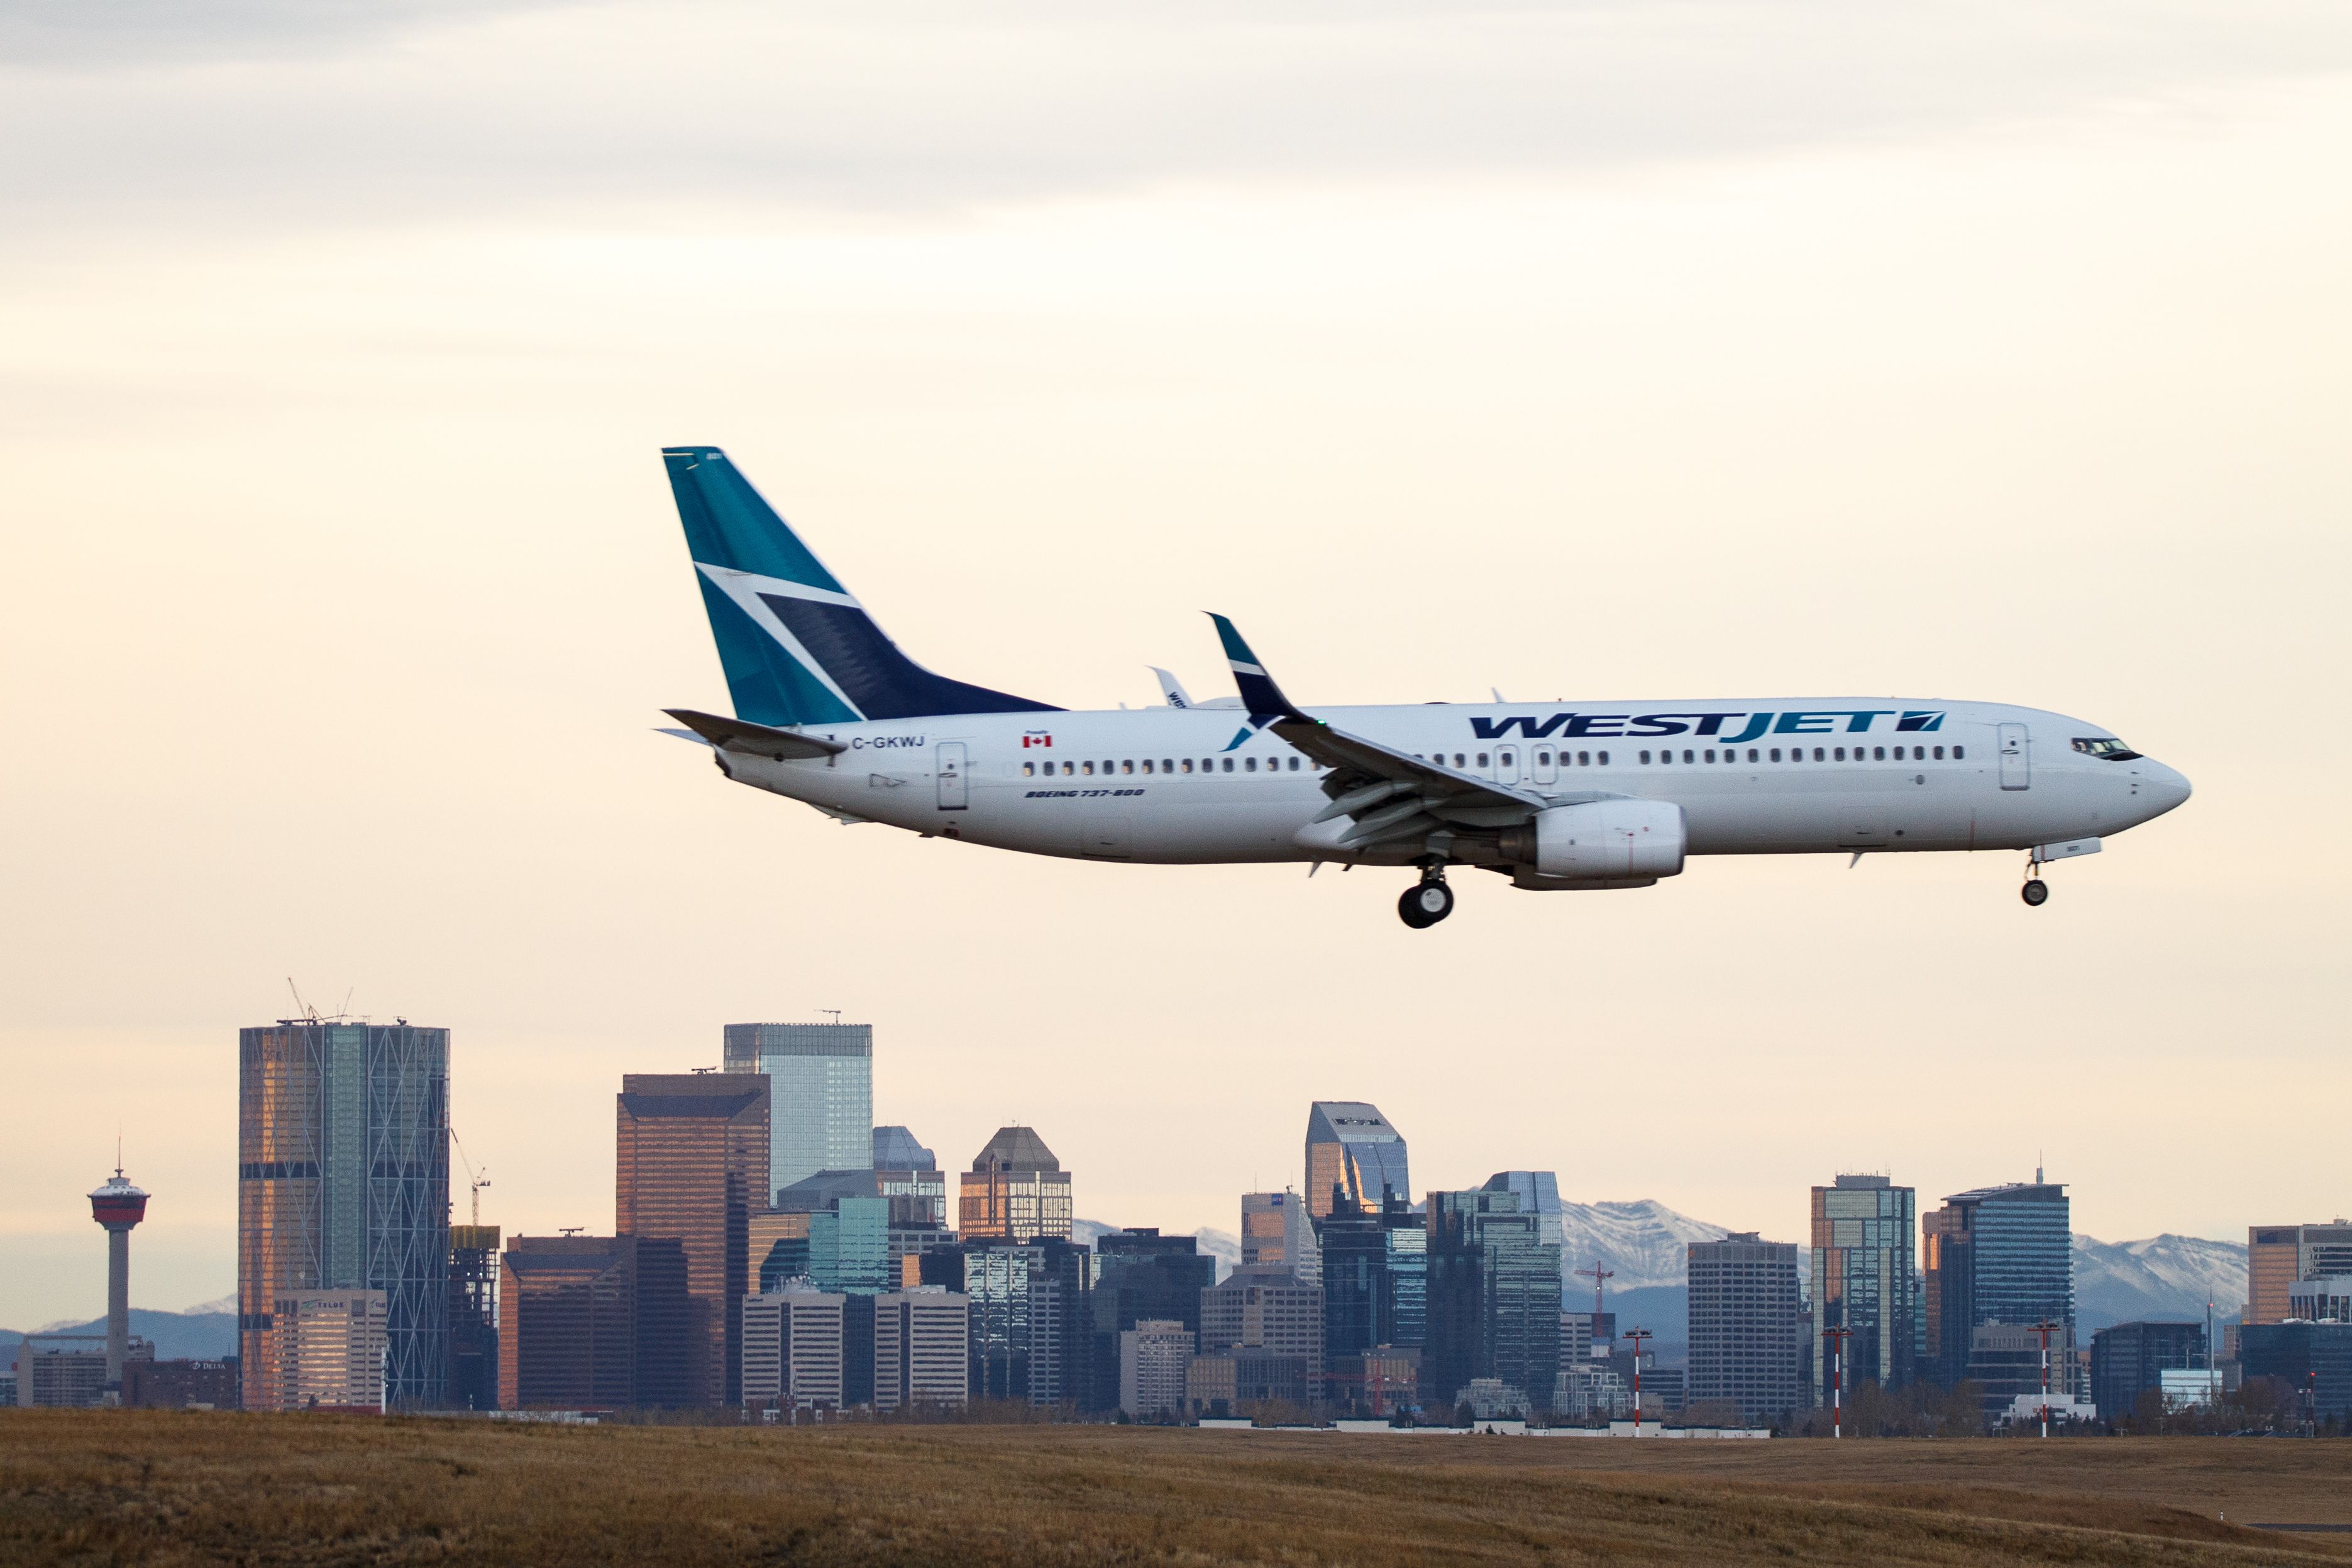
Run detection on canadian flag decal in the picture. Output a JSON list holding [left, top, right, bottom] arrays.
[[1022, 731, 1053, 748]]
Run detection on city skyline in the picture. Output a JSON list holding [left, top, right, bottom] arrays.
[[8, 0, 2350, 1335]]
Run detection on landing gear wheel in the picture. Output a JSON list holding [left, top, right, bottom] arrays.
[[2021, 878, 2049, 907], [1399, 879, 1455, 929]]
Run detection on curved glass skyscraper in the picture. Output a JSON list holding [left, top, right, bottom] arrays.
[[1305, 1101, 1410, 1219]]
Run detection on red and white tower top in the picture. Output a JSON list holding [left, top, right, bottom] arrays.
[[89, 1166, 149, 1231]]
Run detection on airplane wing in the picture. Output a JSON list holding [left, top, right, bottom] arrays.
[[661, 708, 848, 759], [1206, 614, 1560, 853]]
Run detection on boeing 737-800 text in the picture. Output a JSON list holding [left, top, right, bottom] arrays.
[[658, 446, 2190, 927]]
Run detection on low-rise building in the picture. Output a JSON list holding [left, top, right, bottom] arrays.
[[124, 1359, 241, 1410], [1184, 1349, 1311, 1417]]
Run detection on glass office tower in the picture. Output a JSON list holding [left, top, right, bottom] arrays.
[[723, 1023, 873, 1195], [1922, 1179, 2073, 1386], [1809, 1174, 1918, 1401], [238, 1020, 450, 1411], [1305, 1101, 1411, 1220], [615, 1073, 770, 1406]]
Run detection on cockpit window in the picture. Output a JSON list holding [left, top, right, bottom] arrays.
[[2073, 736, 2143, 761]]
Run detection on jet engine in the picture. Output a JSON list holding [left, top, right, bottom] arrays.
[[1497, 799, 1686, 883]]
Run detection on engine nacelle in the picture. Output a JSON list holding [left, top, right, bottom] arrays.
[[1498, 800, 1686, 882]]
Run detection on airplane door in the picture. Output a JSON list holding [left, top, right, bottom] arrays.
[[1997, 724, 2029, 791], [936, 742, 968, 810]]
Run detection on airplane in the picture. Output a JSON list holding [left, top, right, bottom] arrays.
[[657, 446, 2192, 928]]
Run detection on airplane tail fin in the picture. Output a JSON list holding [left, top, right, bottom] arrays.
[[663, 446, 1057, 726]]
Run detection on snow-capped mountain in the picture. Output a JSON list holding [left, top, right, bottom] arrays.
[[2073, 1234, 2246, 1330], [1554, 1200, 1730, 1293]]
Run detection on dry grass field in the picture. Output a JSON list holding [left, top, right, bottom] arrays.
[[3, 1413, 2349, 1567]]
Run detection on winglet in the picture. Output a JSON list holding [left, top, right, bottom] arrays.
[[1149, 666, 1195, 709], [1206, 614, 1310, 722]]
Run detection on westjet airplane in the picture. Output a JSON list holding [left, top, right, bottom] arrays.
[[658, 446, 2191, 927]]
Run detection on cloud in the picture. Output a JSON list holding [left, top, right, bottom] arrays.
[[3, 1, 2349, 235]]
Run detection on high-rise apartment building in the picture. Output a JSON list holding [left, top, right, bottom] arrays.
[[1687, 1232, 1801, 1427], [741, 1288, 847, 1413], [616, 1073, 771, 1406], [1809, 1174, 1917, 1400], [722, 1023, 873, 1194], [1923, 1179, 2073, 1386], [1119, 1319, 1194, 1420], [1200, 1267, 1324, 1372], [238, 1020, 450, 1411], [270, 1289, 389, 1410], [934, 1237, 1090, 1405], [1424, 1189, 1561, 1414], [874, 1289, 971, 1412], [1240, 1190, 1320, 1282], [1304, 1101, 1410, 1220], [2248, 1223, 2352, 1324], [958, 1126, 1073, 1243]]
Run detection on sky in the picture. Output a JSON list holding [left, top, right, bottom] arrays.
[[3, 1, 2348, 1328]]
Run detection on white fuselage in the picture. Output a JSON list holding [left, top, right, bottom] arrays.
[[708, 697, 2190, 870]]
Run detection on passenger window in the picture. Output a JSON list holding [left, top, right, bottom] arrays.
[[1022, 762, 1035, 776], [1933, 746, 1945, 760], [1289, 757, 1302, 771], [1141, 759, 1154, 774], [1639, 750, 1652, 765], [1454, 753, 1466, 768], [1476, 752, 1489, 768], [1082, 761, 1095, 776], [1913, 745, 1926, 761], [1770, 748, 1782, 763], [1598, 751, 1609, 765], [1180, 759, 1193, 774], [1747, 749, 1758, 763], [1122, 760, 1134, 775], [1577, 751, 1590, 767], [1953, 745, 1965, 759], [1221, 758, 1234, 773], [1873, 746, 1885, 761], [1683, 749, 1695, 764], [1703, 749, 1715, 764], [1498, 749, 1515, 770], [1833, 747, 1845, 761], [1537, 749, 1552, 766], [1813, 747, 1825, 761]]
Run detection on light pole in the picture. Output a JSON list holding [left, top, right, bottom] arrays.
[[1822, 1326, 1854, 1438], [1623, 1327, 1652, 1435], [2029, 1319, 2060, 1438]]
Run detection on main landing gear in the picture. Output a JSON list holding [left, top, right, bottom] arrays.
[[1399, 868, 1455, 929], [2021, 873, 2050, 907]]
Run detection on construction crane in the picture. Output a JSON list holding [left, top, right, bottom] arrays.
[[451, 1127, 490, 1227], [1574, 1259, 1615, 1319]]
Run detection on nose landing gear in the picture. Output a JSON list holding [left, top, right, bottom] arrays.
[[1398, 868, 1455, 928], [2021, 875, 2049, 907]]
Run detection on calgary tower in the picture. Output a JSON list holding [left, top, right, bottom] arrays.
[[88, 1156, 150, 1403]]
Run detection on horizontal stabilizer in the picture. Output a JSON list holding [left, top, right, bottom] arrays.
[[661, 708, 846, 759]]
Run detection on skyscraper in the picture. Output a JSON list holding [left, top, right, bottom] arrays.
[[1481, 1172, 1565, 1252], [448, 1223, 500, 1410], [2247, 1222, 2352, 1325], [1304, 1102, 1410, 1220], [1088, 1229, 1215, 1411], [722, 1022, 873, 1194], [959, 1126, 1073, 1243], [498, 1234, 687, 1410], [1424, 1189, 1560, 1414], [1923, 1179, 2073, 1387], [1687, 1232, 1801, 1427], [238, 1020, 450, 1411], [616, 1073, 771, 1406], [873, 1126, 948, 1228], [1809, 1174, 1917, 1401], [1240, 1190, 1320, 1281]]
